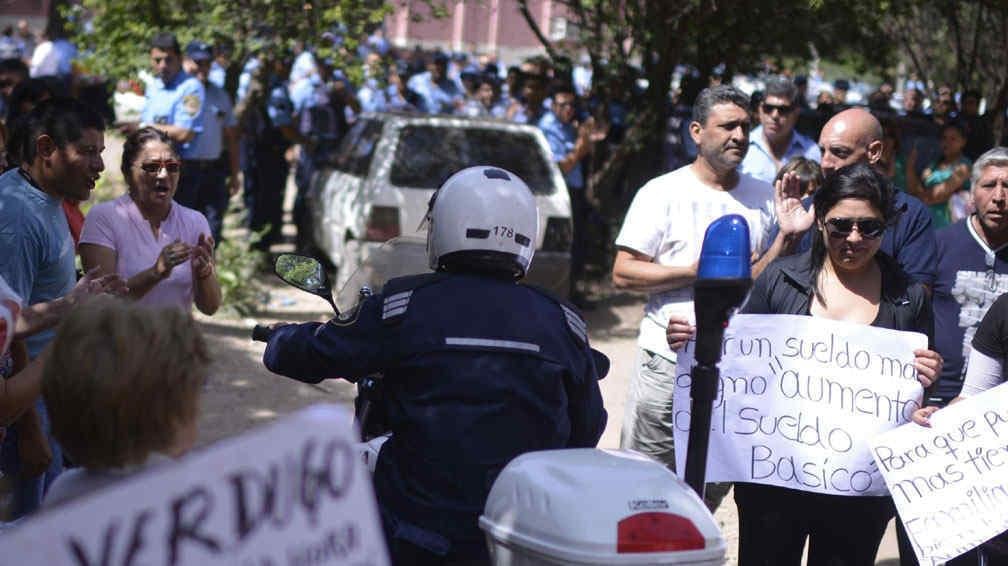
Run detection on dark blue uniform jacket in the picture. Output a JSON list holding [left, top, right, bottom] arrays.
[[263, 272, 608, 557]]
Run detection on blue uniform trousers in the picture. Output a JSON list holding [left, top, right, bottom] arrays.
[[176, 159, 228, 245], [247, 145, 289, 252]]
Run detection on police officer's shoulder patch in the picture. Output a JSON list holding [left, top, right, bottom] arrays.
[[182, 94, 201, 116], [380, 273, 450, 325]]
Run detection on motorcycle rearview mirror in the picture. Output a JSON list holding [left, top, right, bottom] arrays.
[[273, 254, 339, 314]]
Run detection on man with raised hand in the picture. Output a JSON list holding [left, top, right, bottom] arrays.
[[766, 107, 937, 286], [612, 85, 778, 507]]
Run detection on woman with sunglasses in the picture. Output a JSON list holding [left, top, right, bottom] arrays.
[[78, 127, 220, 314], [732, 162, 943, 565]]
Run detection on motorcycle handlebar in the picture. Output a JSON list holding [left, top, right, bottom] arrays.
[[251, 324, 272, 343]]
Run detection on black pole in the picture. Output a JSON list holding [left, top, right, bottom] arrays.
[[683, 282, 750, 498], [684, 362, 719, 497], [682, 214, 752, 499]]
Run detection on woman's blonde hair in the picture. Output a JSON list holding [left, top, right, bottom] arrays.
[[43, 296, 208, 469]]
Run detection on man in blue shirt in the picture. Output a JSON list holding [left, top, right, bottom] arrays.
[[120, 32, 204, 155], [358, 60, 418, 113], [762, 108, 937, 286], [539, 84, 600, 305], [0, 99, 106, 519], [406, 51, 463, 115], [177, 40, 240, 245], [740, 76, 821, 183]]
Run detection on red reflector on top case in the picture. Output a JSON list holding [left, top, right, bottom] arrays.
[[617, 512, 705, 553]]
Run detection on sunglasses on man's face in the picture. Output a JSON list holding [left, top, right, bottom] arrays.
[[824, 217, 886, 240], [139, 160, 181, 174], [761, 103, 796, 115]]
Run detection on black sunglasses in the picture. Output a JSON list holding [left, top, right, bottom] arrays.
[[825, 217, 886, 240], [761, 102, 796, 115], [139, 160, 181, 174]]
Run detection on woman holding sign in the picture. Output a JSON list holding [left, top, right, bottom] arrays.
[[670, 162, 943, 565]]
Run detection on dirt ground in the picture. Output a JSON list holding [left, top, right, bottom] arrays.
[[192, 278, 358, 446]]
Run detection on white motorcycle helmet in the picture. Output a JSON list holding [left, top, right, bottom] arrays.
[[426, 166, 539, 279]]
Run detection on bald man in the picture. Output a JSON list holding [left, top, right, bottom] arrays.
[[766, 108, 937, 285]]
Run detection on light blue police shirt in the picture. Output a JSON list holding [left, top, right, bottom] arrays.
[[289, 75, 321, 115], [538, 111, 583, 189], [237, 57, 260, 103], [183, 83, 236, 160], [406, 71, 463, 115], [208, 61, 227, 89], [267, 82, 295, 128], [141, 70, 205, 159]]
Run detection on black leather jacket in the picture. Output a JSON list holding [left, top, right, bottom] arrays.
[[741, 251, 934, 348]]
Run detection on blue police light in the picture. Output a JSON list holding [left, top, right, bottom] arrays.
[[686, 214, 754, 497], [697, 214, 751, 281]]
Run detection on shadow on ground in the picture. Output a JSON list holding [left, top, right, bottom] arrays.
[[194, 277, 357, 448]]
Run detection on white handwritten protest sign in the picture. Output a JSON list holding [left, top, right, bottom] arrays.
[[871, 382, 1008, 565], [673, 314, 926, 496], [0, 404, 389, 566]]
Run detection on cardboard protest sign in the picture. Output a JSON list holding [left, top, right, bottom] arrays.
[[0, 404, 390, 566], [871, 382, 1008, 565], [673, 314, 926, 496]]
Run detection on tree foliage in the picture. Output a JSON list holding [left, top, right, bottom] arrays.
[[515, 0, 893, 210], [64, 0, 391, 88], [878, 0, 1008, 139]]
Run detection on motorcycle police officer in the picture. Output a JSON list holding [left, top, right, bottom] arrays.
[[262, 166, 608, 564]]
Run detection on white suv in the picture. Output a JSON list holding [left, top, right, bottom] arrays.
[[305, 113, 573, 295]]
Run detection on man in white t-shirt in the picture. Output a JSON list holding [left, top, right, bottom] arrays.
[[612, 85, 789, 500]]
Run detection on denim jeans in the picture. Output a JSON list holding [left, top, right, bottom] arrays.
[[0, 399, 63, 521]]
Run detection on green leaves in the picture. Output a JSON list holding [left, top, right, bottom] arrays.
[[68, 0, 392, 88]]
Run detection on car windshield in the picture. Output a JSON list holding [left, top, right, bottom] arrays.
[[389, 125, 556, 194]]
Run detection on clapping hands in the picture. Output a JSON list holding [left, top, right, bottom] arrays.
[[191, 233, 216, 280], [155, 240, 193, 279], [67, 267, 128, 305]]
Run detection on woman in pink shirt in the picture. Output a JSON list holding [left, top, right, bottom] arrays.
[[79, 128, 221, 314]]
